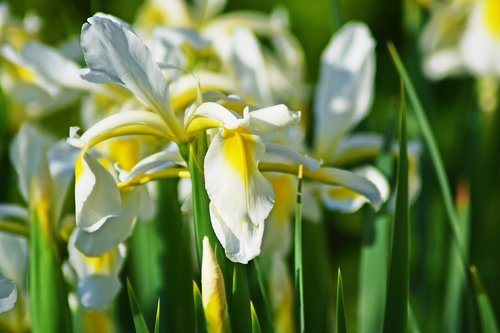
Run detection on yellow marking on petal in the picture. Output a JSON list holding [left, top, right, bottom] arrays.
[[82, 310, 113, 333], [5, 62, 37, 84], [75, 154, 84, 184], [81, 250, 117, 275], [222, 129, 256, 193], [108, 139, 141, 172], [326, 187, 359, 201], [484, 0, 500, 37]]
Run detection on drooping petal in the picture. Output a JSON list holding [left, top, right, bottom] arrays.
[[80, 14, 182, 140], [205, 130, 274, 226], [314, 166, 383, 210], [313, 22, 375, 160], [209, 202, 265, 264], [75, 153, 121, 233], [248, 104, 300, 134], [74, 189, 139, 257], [78, 275, 121, 310], [201, 237, 231, 332], [321, 166, 389, 213], [0, 279, 17, 314]]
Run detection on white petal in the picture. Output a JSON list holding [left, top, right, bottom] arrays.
[[231, 28, 272, 106], [194, 102, 238, 126], [75, 153, 121, 232], [321, 166, 389, 213], [315, 167, 383, 210], [265, 143, 321, 172], [81, 15, 181, 138], [205, 131, 274, 226], [0, 233, 28, 287], [459, 2, 500, 76], [314, 22, 375, 158], [0, 279, 17, 314], [22, 41, 95, 90], [9, 124, 51, 203], [209, 203, 264, 264], [0, 204, 29, 222], [195, 0, 226, 22], [75, 189, 138, 257], [121, 145, 184, 183], [48, 140, 80, 222], [248, 104, 300, 133], [78, 275, 121, 309]]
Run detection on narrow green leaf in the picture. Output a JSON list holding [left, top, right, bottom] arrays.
[[30, 205, 72, 333], [156, 178, 195, 333], [358, 118, 395, 333], [470, 266, 500, 333], [383, 82, 409, 333], [387, 43, 465, 258], [294, 164, 305, 333], [126, 215, 163, 321], [336, 269, 347, 333], [231, 264, 252, 333], [188, 135, 217, 265], [193, 282, 208, 333], [126, 279, 150, 333], [154, 299, 160, 333], [247, 260, 275, 333], [443, 182, 471, 332], [251, 302, 262, 333], [0, 219, 30, 237], [358, 214, 390, 333]]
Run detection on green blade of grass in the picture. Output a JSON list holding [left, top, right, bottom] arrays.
[[251, 302, 262, 333], [247, 260, 275, 333], [231, 264, 252, 333], [30, 205, 72, 333], [193, 282, 207, 333], [470, 266, 500, 333], [383, 82, 409, 333], [444, 182, 471, 332], [126, 279, 150, 333], [408, 303, 422, 333], [336, 269, 347, 333], [294, 164, 305, 333], [330, 0, 343, 32], [154, 299, 160, 333], [387, 43, 465, 257]]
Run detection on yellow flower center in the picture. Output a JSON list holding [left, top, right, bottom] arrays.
[[484, 0, 500, 37]]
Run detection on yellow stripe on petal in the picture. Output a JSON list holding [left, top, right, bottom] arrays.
[[484, 0, 500, 37], [221, 130, 255, 192]]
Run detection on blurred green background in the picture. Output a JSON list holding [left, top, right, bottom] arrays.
[[3, 0, 500, 331]]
